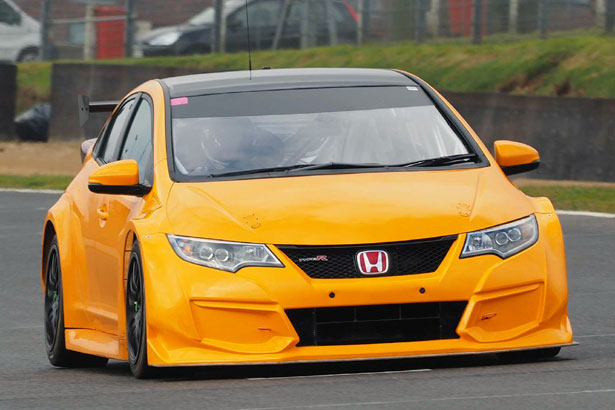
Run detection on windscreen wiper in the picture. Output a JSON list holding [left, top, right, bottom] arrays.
[[209, 162, 387, 178], [397, 153, 479, 168], [287, 162, 386, 172], [208, 164, 317, 178], [208, 155, 478, 178]]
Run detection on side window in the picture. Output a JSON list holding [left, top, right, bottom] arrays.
[[228, 0, 281, 28], [119, 99, 153, 185], [99, 97, 136, 164], [288, 1, 327, 23], [0, 0, 20, 25]]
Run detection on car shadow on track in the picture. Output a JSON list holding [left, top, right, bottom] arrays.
[[96, 354, 570, 381]]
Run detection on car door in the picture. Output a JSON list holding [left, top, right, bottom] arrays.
[[85, 94, 138, 334], [0, 0, 23, 61], [91, 94, 154, 336], [226, 0, 282, 52]]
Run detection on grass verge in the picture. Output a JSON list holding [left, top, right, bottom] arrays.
[[16, 33, 615, 112], [518, 185, 615, 214], [0, 174, 72, 191], [0, 175, 612, 213]]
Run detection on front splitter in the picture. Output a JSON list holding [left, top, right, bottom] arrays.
[[150, 341, 578, 367]]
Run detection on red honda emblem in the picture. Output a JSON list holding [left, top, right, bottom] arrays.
[[356, 250, 389, 275]]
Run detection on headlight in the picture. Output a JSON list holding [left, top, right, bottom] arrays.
[[167, 234, 283, 273], [148, 31, 181, 46], [461, 215, 538, 259]]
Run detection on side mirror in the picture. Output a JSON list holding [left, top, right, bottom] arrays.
[[494, 140, 540, 176], [80, 138, 96, 163], [88, 159, 151, 196]]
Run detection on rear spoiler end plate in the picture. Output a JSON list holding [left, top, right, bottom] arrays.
[[78, 95, 119, 127]]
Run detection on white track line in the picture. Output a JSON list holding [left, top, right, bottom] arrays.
[[1, 189, 614, 219], [556, 210, 615, 219], [248, 369, 431, 381], [574, 333, 615, 339], [239, 389, 615, 410], [0, 188, 63, 194]]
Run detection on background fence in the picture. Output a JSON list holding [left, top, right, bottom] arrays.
[[12, 0, 613, 61]]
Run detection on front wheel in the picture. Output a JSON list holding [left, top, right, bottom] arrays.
[[45, 236, 108, 367], [126, 240, 157, 378]]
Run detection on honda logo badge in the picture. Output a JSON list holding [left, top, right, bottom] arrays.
[[356, 250, 389, 275]]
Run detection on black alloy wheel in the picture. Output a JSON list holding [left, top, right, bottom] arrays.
[[44, 244, 61, 351], [126, 241, 157, 378], [44, 236, 108, 367]]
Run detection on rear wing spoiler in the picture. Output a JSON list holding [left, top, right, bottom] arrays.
[[78, 95, 119, 127]]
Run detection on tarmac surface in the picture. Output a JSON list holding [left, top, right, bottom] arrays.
[[1, 191, 614, 409]]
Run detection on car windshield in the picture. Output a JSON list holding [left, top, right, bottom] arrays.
[[170, 86, 471, 178], [188, 0, 244, 25]]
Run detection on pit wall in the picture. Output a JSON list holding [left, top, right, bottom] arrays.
[[0, 64, 17, 140]]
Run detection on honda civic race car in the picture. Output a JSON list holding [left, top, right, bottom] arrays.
[[42, 68, 574, 378]]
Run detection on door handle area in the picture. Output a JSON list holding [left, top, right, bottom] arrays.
[[96, 207, 109, 221]]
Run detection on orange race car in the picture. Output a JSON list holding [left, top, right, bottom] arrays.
[[42, 68, 574, 378]]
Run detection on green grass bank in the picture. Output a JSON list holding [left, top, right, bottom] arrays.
[[16, 33, 615, 112]]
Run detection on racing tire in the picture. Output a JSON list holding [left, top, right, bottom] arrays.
[[45, 236, 109, 367], [126, 240, 158, 379], [497, 347, 561, 362]]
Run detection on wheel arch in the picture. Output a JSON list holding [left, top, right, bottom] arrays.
[[17, 46, 40, 62], [123, 229, 139, 283], [41, 194, 74, 291], [117, 226, 142, 343], [41, 220, 57, 289]]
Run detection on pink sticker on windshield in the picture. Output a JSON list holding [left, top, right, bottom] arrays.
[[171, 97, 189, 106]]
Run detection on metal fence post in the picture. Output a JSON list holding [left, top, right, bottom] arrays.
[[273, 0, 292, 50], [300, 0, 315, 49], [40, 0, 52, 60], [213, 0, 225, 53], [427, 0, 440, 37], [84, 4, 95, 60], [356, 0, 364, 45], [300, 0, 308, 49], [607, 0, 615, 33], [325, 0, 338, 46], [415, 0, 427, 43], [125, 0, 136, 58], [538, 0, 549, 39], [472, 0, 482, 44], [509, 0, 519, 34]]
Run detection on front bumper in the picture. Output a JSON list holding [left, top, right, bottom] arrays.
[[140, 212, 572, 366]]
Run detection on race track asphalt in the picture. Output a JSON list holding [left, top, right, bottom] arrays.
[[1, 191, 614, 410]]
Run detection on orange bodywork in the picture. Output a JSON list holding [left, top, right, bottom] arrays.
[[42, 75, 573, 366]]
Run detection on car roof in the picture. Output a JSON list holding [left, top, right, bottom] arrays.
[[161, 68, 417, 98]]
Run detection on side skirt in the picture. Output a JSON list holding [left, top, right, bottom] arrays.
[[65, 329, 128, 360]]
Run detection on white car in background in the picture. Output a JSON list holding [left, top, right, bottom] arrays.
[[0, 0, 40, 62]]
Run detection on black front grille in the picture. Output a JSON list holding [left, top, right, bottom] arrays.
[[286, 302, 467, 347], [278, 236, 457, 279]]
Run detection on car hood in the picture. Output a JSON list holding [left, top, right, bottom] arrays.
[[165, 168, 534, 246]]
